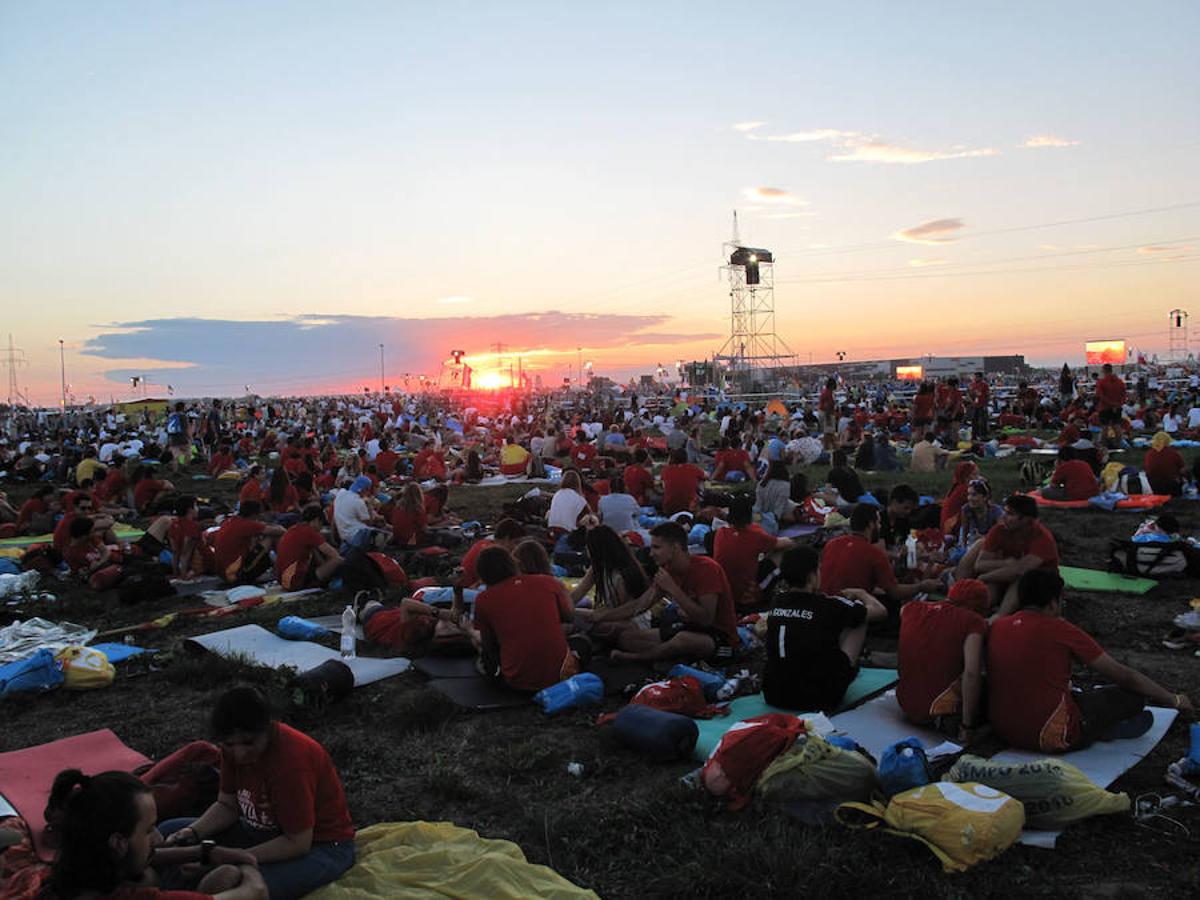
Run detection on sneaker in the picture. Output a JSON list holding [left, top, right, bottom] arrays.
[[1100, 709, 1154, 741]]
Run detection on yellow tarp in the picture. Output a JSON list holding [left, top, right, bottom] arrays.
[[309, 821, 598, 900]]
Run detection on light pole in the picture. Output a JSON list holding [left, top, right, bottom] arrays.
[[58, 339, 66, 412], [379, 344, 385, 394]]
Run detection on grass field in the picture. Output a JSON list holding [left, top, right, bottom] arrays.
[[3, 451, 1199, 898]]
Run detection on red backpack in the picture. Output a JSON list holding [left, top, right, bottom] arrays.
[[701, 713, 806, 810], [629, 676, 729, 719]]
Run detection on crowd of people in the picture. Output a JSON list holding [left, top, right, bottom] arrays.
[[2, 360, 1196, 898]]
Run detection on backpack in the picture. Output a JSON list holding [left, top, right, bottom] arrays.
[[1107, 538, 1198, 578], [879, 737, 934, 798], [117, 572, 176, 605], [701, 713, 807, 810], [837, 782, 1025, 872], [167, 412, 185, 435]]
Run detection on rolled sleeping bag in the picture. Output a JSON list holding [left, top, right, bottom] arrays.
[[612, 703, 699, 762], [292, 659, 354, 703]]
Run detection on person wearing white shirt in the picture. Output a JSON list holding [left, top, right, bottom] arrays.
[[548, 470, 590, 532], [333, 476, 386, 552]]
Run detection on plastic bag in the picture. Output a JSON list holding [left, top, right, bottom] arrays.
[[277, 616, 331, 641], [533, 672, 603, 715], [627, 676, 728, 719], [879, 737, 933, 798], [701, 713, 806, 810], [55, 645, 116, 690], [945, 754, 1130, 829], [757, 731, 880, 804], [0, 648, 65, 698]]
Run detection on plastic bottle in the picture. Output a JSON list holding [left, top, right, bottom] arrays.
[[905, 530, 919, 570], [340, 605, 357, 659]]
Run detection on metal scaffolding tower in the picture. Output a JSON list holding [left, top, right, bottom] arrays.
[[1168, 308, 1189, 360], [713, 214, 798, 394]]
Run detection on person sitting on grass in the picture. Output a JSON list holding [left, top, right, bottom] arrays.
[[762, 544, 886, 712], [160, 685, 355, 898], [274, 505, 345, 591], [660, 448, 707, 516], [713, 498, 794, 611], [622, 448, 658, 507], [987, 570, 1193, 753], [939, 460, 979, 537], [169, 495, 214, 578], [819, 504, 942, 621], [1042, 447, 1099, 501], [212, 501, 285, 585], [897, 578, 989, 742], [610, 521, 740, 664], [570, 525, 653, 643], [956, 493, 1059, 617], [1144, 431, 1187, 496], [710, 437, 756, 482], [48, 768, 266, 900], [471, 546, 580, 691], [826, 449, 865, 504], [390, 482, 429, 547]]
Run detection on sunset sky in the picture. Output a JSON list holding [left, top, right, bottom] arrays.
[[3, 2, 1198, 403]]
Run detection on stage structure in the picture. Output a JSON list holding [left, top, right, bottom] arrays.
[[713, 214, 799, 395], [1169, 309, 1189, 361]]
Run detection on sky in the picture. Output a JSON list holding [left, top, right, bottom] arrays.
[[2, 1, 1198, 403]]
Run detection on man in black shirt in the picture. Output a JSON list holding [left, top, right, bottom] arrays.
[[878, 483, 918, 550], [763, 545, 887, 711]]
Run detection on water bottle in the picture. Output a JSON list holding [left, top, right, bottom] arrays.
[[716, 676, 741, 701], [340, 605, 357, 659], [905, 530, 919, 570]]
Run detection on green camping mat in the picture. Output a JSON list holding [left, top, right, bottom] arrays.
[[1061, 565, 1157, 595]]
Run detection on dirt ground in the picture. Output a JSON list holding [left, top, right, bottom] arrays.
[[3, 454, 1199, 899]]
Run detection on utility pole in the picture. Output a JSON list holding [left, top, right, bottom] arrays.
[[58, 339, 67, 412], [2, 334, 28, 406]]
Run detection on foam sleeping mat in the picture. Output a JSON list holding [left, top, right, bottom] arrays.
[[1060, 566, 1157, 595], [692, 667, 898, 761], [426, 676, 532, 711], [1027, 490, 1171, 511], [0, 730, 150, 861], [186, 624, 409, 685]]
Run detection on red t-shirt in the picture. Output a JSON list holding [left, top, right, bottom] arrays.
[[63, 535, 104, 575], [169, 516, 210, 574], [413, 449, 447, 480], [623, 465, 654, 504], [423, 490, 445, 518], [677, 555, 739, 647], [819, 387, 835, 414], [1050, 459, 1098, 500], [391, 507, 428, 546], [53, 512, 77, 554], [473, 573, 572, 691], [713, 524, 779, 607], [988, 610, 1103, 752], [819, 533, 897, 595], [912, 393, 934, 422], [219, 722, 354, 842], [16, 497, 45, 531], [268, 484, 301, 514], [570, 442, 598, 468], [1095, 374, 1126, 410], [1144, 447, 1186, 484], [375, 449, 400, 478], [982, 520, 1059, 570], [897, 601, 987, 723], [208, 451, 234, 476], [239, 479, 264, 506], [712, 448, 751, 479], [213, 516, 267, 583], [133, 478, 167, 513], [459, 538, 493, 588], [968, 380, 989, 406], [660, 463, 705, 515], [275, 523, 326, 590]]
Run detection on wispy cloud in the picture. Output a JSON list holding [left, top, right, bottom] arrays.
[[732, 121, 766, 132], [1137, 244, 1194, 260], [829, 141, 998, 164], [741, 186, 808, 207], [762, 128, 860, 143], [894, 218, 966, 245], [747, 126, 999, 164], [1023, 134, 1079, 148], [908, 258, 948, 267]]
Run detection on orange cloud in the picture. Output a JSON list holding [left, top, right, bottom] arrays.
[[1023, 134, 1079, 148], [742, 186, 807, 206]]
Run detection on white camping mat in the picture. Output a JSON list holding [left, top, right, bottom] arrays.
[[187, 624, 408, 686]]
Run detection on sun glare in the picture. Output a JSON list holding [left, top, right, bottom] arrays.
[[476, 370, 507, 391]]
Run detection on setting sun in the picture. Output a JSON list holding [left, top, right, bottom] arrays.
[[475, 370, 508, 391]]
